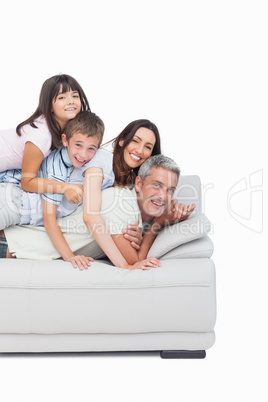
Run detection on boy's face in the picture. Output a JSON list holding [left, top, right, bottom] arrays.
[[62, 132, 99, 168]]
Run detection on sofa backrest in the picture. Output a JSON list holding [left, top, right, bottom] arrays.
[[173, 175, 202, 215]]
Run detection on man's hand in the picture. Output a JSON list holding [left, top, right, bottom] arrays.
[[152, 201, 196, 229], [171, 200, 196, 222], [122, 220, 143, 250], [63, 183, 84, 204]]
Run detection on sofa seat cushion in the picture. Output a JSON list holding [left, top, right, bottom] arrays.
[[0, 258, 216, 335]]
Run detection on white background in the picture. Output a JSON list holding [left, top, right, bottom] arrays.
[[0, 1, 267, 401]]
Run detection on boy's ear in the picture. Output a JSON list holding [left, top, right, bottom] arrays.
[[61, 133, 68, 147]]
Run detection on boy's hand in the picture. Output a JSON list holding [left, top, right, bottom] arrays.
[[63, 183, 84, 204], [122, 220, 143, 250], [67, 255, 94, 270]]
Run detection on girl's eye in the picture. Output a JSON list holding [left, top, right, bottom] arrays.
[[132, 139, 138, 143], [146, 146, 152, 150]]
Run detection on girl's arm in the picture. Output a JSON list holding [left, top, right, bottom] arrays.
[[21, 142, 83, 203], [42, 199, 93, 270], [83, 167, 160, 270]]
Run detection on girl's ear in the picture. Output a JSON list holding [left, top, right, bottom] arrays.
[[118, 139, 124, 147], [61, 133, 68, 147]]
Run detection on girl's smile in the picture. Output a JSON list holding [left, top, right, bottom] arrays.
[[52, 86, 82, 129]]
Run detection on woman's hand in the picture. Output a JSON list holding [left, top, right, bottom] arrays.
[[122, 221, 143, 250], [66, 255, 94, 270], [63, 183, 84, 204], [126, 257, 161, 270]]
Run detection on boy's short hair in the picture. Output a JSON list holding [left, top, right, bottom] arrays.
[[138, 154, 180, 185], [65, 111, 105, 146]]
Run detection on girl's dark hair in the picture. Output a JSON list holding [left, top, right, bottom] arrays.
[[112, 119, 161, 187], [16, 74, 91, 150]]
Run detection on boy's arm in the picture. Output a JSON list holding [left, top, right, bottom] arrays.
[[83, 167, 160, 270], [21, 142, 83, 203], [42, 200, 93, 270]]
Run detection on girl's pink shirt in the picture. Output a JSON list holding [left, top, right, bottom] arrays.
[[0, 116, 52, 172]]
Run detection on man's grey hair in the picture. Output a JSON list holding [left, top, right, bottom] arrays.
[[138, 154, 180, 184]]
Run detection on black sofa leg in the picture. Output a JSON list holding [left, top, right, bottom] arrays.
[[160, 350, 206, 359]]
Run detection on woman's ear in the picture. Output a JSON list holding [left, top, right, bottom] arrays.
[[61, 133, 68, 147], [118, 139, 124, 147]]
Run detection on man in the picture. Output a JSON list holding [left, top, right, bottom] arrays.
[[3, 155, 195, 269]]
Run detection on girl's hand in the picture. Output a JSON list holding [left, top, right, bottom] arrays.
[[63, 183, 84, 204], [127, 257, 161, 270], [66, 255, 94, 270], [122, 220, 143, 250]]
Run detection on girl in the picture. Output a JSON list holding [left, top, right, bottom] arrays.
[[0, 74, 90, 203]]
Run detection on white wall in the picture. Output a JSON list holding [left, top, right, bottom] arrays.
[[0, 1, 267, 401]]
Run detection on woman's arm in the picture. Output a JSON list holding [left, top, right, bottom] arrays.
[[42, 199, 93, 270], [83, 167, 160, 270], [21, 142, 83, 203]]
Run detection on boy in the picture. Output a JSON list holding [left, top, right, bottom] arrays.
[[0, 111, 113, 268]]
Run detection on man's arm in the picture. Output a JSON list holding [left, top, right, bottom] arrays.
[[42, 200, 93, 270], [113, 202, 196, 263], [112, 224, 161, 264]]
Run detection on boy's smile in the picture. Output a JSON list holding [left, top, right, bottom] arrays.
[[62, 132, 99, 168]]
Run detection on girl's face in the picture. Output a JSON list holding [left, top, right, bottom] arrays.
[[52, 86, 82, 129], [121, 127, 156, 169]]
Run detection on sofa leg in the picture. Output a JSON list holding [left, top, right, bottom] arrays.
[[160, 350, 206, 359]]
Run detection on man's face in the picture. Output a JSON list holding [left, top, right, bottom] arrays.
[[135, 166, 178, 221]]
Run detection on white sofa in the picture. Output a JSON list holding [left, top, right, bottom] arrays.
[[0, 175, 216, 358]]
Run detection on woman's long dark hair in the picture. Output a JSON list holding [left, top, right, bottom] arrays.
[[16, 74, 91, 150], [112, 119, 161, 187]]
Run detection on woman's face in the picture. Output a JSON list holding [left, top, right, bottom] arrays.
[[122, 127, 156, 169]]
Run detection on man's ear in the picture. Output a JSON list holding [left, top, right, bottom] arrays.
[[61, 133, 68, 147], [135, 176, 143, 194]]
